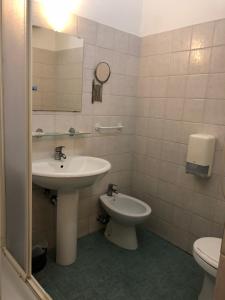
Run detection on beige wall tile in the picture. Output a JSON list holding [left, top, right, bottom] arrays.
[[167, 76, 187, 98], [155, 31, 172, 54], [207, 73, 225, 99], [190, 215, 213, 237], [128, 34, 140, 56], [210, 45, 225, 73], [160, 200, 174, 223], [161, 141, 181, 163], [139, 57, 150, 76], [148, 118, 164, 139], [163, 120, 182, 142], [157, 180, 178, 204], [185, 74, 208, 98], [165, 98, 184, 120], [148, 53, 170, 76], [170, 51, 189, 75], [204, 99, 225, 125], [96, 24, 115, 49], [113, 52, 127, 74], [145, 175, 159, 196], [147, 138, 162, 159], [183, 99, 204, 122], [77, 17, 97, 45], [172, 26, 192, 52], [141, 34, 158, 56], [194, 174, 220, 198], [189, 48, 211, 74], [83, 44, 97, 69], [126, 55, 139, 76], [146, 156, 160, 178], [214, 19, 225, 46], [136, 98, 150, 117], [191, 21, 215, 49], [159, 161, 179, 184], [149, 98, 165, 118], [137, 77, 151, 97], [135, 117, 148, 136], [214, 200, 225, 225], [115, 30, 129, 53], [149, 77, 168, 97], [134, 136, 148, 155], [173, 206, 191, 231], [191, 193, 215, 220], [201, 125, 225, 152], [96, 47, 114, 67]]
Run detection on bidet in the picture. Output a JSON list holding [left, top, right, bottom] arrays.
[[100, 193, 151, 250]]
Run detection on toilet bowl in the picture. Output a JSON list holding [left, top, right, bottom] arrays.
[[100, 193, 151, 250], [193, 237, 222, 300]]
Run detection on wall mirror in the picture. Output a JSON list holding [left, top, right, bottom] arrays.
[[32, 26, 84, 112], [95, 62, 111, 83], [92, 62, 111, 103]]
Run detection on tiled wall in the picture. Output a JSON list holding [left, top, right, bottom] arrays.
[[32, 16, 140, 248], [33, 47, 83, 111], [33, 10, 225, 254], [133, 19, 225, 253]]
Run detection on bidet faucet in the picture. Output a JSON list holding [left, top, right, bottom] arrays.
[[107, 184, 118, 196], [55, 146, 67, 161]]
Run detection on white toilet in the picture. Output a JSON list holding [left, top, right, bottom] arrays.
[[193, 237, 222, 300], [100, 193, 151, 250]]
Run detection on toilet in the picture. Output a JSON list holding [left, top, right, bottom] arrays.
[[193, 237, 222, 300], [100, 193, 151, 250]]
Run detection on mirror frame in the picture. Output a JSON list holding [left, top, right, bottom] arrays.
[[94, 61, 111, 84]]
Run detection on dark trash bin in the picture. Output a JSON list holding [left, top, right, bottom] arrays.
[[32, 245, 47, 274]]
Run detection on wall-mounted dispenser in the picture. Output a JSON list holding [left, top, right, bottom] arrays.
[[186, 134, 216, 178]]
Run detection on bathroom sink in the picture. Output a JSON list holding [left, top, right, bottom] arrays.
[[32, 156, 111, 266], [32, 156, 111, 190]]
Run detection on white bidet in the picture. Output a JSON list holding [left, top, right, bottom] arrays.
[[100, 193, 151, 250]]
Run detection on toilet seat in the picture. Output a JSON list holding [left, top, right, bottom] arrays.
[[193, 237, 221, 277]]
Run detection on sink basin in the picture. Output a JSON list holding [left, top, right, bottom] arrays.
[[32, 156, 111, 266], [32, 156, 111, 190]]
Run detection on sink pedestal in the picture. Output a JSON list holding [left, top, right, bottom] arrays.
[[56, 190, 79, 266]]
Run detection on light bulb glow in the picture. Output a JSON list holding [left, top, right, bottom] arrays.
[[40, 0, 81, 32], [193, 50, 203, 65]]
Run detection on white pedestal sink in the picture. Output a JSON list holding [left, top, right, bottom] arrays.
[[32, 156, 111, 266]]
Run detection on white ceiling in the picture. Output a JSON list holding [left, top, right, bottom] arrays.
[[33, 0, 225, 36], [141, 0, 225, 36]]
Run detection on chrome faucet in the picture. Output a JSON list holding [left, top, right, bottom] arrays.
[[55, 146, 67, 161], [107, 184, 118, 196]]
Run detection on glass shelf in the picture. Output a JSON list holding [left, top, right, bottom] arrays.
[[32, 128, 91, 138]]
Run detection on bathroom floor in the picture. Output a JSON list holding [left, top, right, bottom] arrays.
[[35, 229, 203, 300]]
